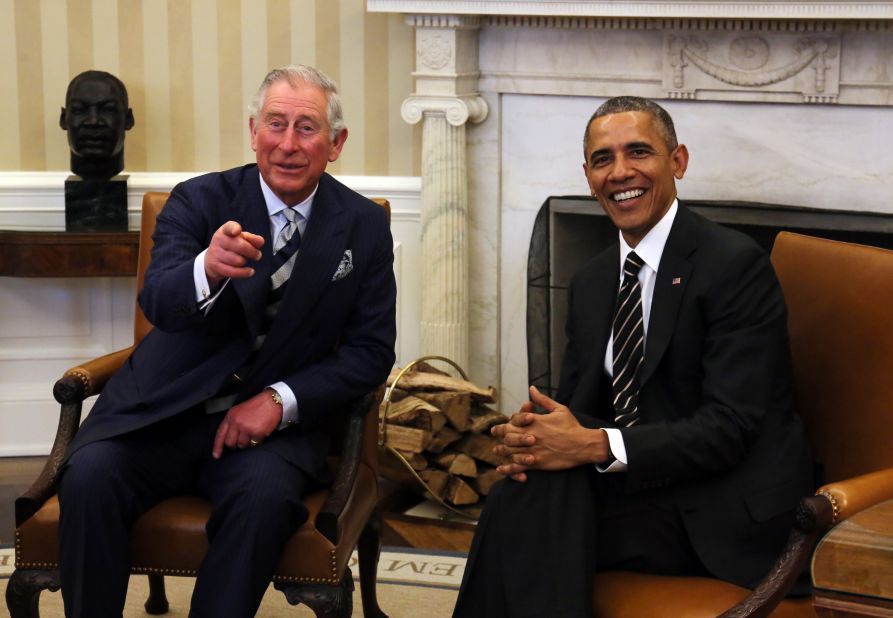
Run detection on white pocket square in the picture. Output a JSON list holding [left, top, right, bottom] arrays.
[[332, 249, 353, 281]]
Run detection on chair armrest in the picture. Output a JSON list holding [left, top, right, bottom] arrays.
[[816, 467, 893, 525], [54, 346, 134, 403], [16, 346, 134, 527], [315, 391, 379, 544], [719, 495, 835, 618]]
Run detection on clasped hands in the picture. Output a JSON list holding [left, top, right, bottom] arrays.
[[492, 386, 611, 482], [205, 221, 265, 289]]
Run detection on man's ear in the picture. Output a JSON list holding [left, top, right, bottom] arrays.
[[59, 108, 68, 130], [672, 144, 689, 180], [124, 108, 135, 131], [328, 128, 348, 163]]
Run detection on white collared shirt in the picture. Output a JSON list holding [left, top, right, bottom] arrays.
[[599, 199, 678, 472]]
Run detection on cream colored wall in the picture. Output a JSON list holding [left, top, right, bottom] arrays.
[[1, 0, 420, 176]]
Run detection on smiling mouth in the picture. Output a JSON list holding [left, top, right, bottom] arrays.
[[612, 188, 646, 202]]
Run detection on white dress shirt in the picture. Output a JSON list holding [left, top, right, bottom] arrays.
[[598, 199, 678, 472]]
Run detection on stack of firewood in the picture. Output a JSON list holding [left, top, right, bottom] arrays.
[[379, 362, 508, 508]]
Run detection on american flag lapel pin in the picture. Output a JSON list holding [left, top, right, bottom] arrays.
[[672, 277, 682, 285]]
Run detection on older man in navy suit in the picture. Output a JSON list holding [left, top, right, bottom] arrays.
[[453, 97, 813, 617], [57, 65, 396, 618]]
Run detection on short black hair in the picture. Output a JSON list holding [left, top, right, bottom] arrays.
[[583, 96, 678, 155], [66, 70, 129, 108]]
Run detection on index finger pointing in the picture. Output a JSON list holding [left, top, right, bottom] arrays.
[[240, 231, 265, 250]]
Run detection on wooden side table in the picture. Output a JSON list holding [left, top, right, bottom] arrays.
[[812, 499, 893, 617], [0, 229, 139, 277]]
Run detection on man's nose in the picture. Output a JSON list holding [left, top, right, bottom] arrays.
[[607, 155, 633, 181], [279, 128, 298, 153]]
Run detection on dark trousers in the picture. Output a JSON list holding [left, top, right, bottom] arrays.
[[453, 467, 708, 618], [58, 407, 311, 618]]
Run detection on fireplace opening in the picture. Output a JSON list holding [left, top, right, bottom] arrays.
[[527, 196, 893, 398]]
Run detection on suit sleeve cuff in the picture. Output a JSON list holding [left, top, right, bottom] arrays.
[[194, 250, 230, 313], [596, 427, 629, 473], [269, 382, 298, 430]]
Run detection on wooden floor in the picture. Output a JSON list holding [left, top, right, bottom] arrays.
[[0, 456, 474, 553]]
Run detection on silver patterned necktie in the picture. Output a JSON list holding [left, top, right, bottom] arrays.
[[271, 207, 301, 291], [612, 251, 645, 427]]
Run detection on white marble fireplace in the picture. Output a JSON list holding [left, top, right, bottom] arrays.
[[369, 1, 893, 413]]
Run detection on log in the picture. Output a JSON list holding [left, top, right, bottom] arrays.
[[387, 368, 498, 403], [469, 409, 508, 434], [384, 395, 440, 430], [383, 424, 432, 453], [396, 449, 429, 471], [446, 477, 479, 505], [453, 432, 505, 467], [415, 391, 471, 432], [433, 452, 477, 478], [469, 468, 503, 496], [430, 409, 448, 434], [408, 360, 450, 376], [426, 426, 462, 454], [419, 469, 450, 499]]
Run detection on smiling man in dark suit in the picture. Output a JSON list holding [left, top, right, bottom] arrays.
[[453, 97, 812, 617], [57, 65, 396, 618]]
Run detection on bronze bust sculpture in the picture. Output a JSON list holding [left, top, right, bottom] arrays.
[[60, 70, 134, 180]]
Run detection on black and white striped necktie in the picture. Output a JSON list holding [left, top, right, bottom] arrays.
[[612, 251, 645, 427]]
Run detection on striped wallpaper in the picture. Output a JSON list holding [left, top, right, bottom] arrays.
[[1, 0, 421, 176]]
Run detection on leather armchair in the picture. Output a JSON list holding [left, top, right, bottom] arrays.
[[6, 191, 390, 618], [592, 232, 893, 618]]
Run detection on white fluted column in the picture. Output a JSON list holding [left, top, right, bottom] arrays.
[[400, 15, 488, 368]]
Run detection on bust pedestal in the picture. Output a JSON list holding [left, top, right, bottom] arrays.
[[65, 175, 129, 232]]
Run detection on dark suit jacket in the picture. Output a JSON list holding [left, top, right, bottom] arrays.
[[556, 204, 813, 588], [67, 165, 397, 482]]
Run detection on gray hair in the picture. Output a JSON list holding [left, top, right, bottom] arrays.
[[248, 65, 346, 140], [583, 96, 678, 155]]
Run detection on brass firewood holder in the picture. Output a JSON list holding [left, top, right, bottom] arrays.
[[378, 355, 478, 520]]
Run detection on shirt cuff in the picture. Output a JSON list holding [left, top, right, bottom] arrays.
[[596, 427, 629, 473], [194, 250, 230, 313], [269, 382, 298, 430]]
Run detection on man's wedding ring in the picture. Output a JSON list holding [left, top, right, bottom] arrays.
[[249, 439, 260, 447]]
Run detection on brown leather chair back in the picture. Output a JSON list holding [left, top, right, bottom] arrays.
[[771, 232, 893, 484], [134, 192, 169, 345]]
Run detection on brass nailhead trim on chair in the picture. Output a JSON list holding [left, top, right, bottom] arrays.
[[817, 490, 840, 525], [14, 529, 60, 569], [271, 549, 340, 585], [64, 369, 92, 396], [15, 530, 341, 586]]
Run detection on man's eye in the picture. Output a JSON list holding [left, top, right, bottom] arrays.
[[298, 124, 317, 134], [268, 120, 284, 130], [630, 149, 650, 158], [591, 156, 611, 167]]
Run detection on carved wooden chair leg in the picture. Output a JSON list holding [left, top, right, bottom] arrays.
[[359, 510, 389, 618], [5, 568, 61, 618], [144, 574, 170, 614], [275, 572, 354, 618]]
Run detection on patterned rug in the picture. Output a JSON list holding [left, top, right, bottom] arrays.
[[0, 546, 465, 617]]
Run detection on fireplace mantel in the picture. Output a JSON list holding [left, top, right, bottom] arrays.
[[369, 0, 893, 413], [368, 1, 893, 20]]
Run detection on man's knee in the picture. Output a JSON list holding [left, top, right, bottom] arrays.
[[205, 451, 308, 531]]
